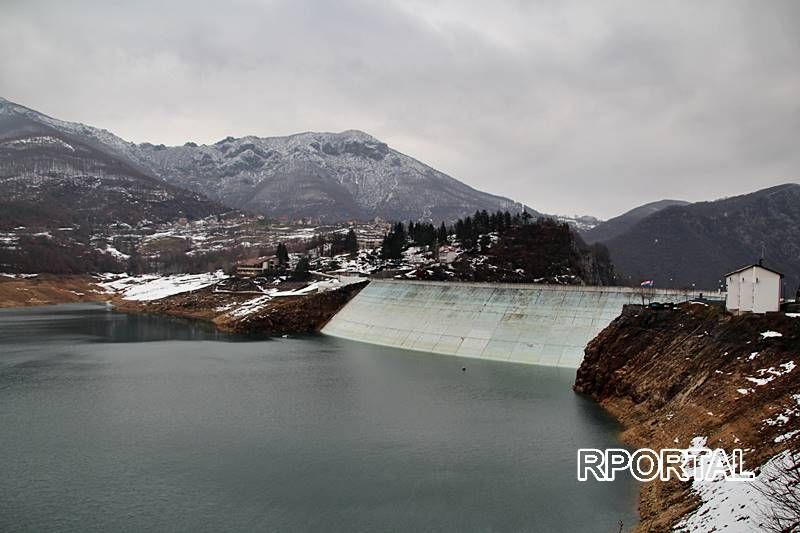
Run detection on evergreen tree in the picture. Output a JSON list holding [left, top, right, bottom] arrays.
[[292, 256, 311, 281], [522, 210, 533, 224], [344, 229, 358, 255], [276, 242, 290, 265], [437, 222, 448, 245], [380, 222, 407, 260], [478, 210, 490, 234], [490, 211, 500, 232]]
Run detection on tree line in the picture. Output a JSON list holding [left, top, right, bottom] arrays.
[[380, 209, 534, 259]]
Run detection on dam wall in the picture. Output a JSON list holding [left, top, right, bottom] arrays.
[[321, 280, 721, 368]]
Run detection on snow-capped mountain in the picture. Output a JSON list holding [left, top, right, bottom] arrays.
[[0, 98, 224, 228], [0, 98, 530, 224], [134, 130, 530, 222]]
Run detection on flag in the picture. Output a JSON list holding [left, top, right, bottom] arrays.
[[640, 280, 654, 288]]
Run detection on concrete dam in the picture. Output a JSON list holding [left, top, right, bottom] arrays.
[[322, 280, 719, 368]]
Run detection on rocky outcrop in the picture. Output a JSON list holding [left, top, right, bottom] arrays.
[[215, 280, 368, 334], [116, 280, 368, 336], [438, 219, 616, 285], [575, 304, 800, 531]]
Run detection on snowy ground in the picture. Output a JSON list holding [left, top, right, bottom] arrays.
[[97, 271, 364, 306], [223, 276, 366, 317], [675, 385, 800, 533], [97, 271, 228, 301], [675, 448, 798, 532]]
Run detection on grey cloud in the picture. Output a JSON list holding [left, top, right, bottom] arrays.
[[1, 0, 798, 218]]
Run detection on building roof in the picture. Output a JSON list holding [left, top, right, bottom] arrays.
[[238, 255, 278, 267], [724, 263, 783, 278]]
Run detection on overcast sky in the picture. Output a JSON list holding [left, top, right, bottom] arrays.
[[2, 0, 798, 218]]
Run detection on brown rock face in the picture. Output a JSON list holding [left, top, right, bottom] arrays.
[[574, 304, 800, 531], [115, 280, 368, 337], [216, 281, 368, 334]]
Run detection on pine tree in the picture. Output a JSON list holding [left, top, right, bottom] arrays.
[[292, 256, 311, 281], [437, 222, 448, 245], [344, 229, 358, 255], [463, 216, 473, 244], [522, 210, 533, 224], [276, 242, 290, 265], [380, 222, 407, 260]]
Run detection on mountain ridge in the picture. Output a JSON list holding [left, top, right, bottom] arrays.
[[0, 98, 224, 228], [602, 183, 800, 292], [0, 97, 532, 223], [581, 199, 689, 244], [132, 128, 530, 222]]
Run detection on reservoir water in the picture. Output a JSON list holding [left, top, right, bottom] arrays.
[[0, 304, 637, 532]]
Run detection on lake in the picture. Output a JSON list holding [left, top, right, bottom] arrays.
[[0, 304, 637, 532]]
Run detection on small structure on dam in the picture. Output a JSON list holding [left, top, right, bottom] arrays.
[[322, 280, 720, 368]]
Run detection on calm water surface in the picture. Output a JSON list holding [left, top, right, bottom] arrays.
[[0, 304, 637, 532]]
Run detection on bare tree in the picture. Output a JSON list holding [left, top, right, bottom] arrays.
[[755, 393, 800, 533], [756, 443, 800, 531]]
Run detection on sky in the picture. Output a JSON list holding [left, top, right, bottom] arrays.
[[1, 0, 798, 219]]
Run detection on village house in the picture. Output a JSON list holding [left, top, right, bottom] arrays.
[[725, 262, 783, 314], [438, 245, 458, 265], [236, 255, 280, 277], [357, 234, 384, 250]]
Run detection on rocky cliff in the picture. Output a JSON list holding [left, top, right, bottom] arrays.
[[575, 304, 800, 531]]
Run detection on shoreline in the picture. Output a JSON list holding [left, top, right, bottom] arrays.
[[0, 274, 368, 337], [0, 274, 112, 308]]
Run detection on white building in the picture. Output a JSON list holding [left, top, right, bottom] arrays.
[[236, 255, 279, 277], [725, 263, 782, 314], [438, 245, 458, 265]]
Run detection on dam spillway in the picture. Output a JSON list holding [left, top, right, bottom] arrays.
[[322, 280, 718, 368]]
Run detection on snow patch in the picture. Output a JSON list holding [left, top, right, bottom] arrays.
[[675, 450, 796, 532], [101, 245, 130, 260], [774, 430, 799, 443], [227, 295, 272, 317], [745, 361, 795, 387], [99, 271, 227, 301]]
